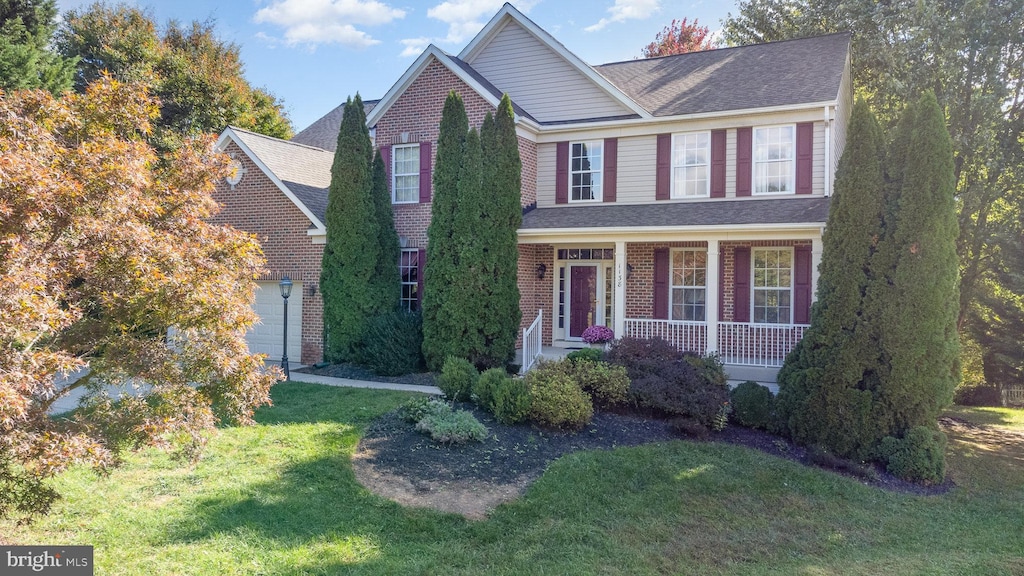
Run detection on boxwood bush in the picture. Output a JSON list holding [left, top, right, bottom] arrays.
[[566, 347, 603, 363], [525, 360, 593, 429], [472, 368, 509, 412], [492, 377, 530, 424], [437, 356, 477, 401], [879, 426, 947, 484], [730, 381, 775, 430], [571, 360, 630, 409]]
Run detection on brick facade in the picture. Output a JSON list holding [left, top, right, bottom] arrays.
[[211, 141, 325, 364], [516, 244, 554, 345]]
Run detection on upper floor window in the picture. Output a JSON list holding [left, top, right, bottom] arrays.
[[570, 141, 602, 202], [754, 126, 795, 194], [392, 144, 419, 203], [671, 249, 706, 321], [752, 247, 792, 323], [672, 132, 710, 198]]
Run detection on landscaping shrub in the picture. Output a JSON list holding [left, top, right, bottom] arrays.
[[605, 337, 684, 380], [472, 368, 509, 412], [566, 347, 603, 363], [683, 352, 727, 388], [878, 426, 948, 484], [954, 384, 1001, 407], [730, 381, 775, 430], [415, 408, 488, 444], [525, 361, 593, 429], [358, 309, 424, 376], [398, 396, 448, 424], [629, 360, 729, 429], [492, 377, 531, 424], [669, 416, 710, 439], [437, 356, 478, 401], [571, 361, 630, 409]]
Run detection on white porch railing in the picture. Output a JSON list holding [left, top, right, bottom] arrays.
[[717, 322, 808, 367], [521, 309, 543, 375], [623, 319, 707, 354]]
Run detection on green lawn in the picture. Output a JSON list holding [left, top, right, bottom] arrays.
[[5, 382, 1023, 575]]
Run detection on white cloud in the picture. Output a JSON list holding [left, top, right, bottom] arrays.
[[254, 0, 405, 48], [397, 0, 538, 57], [585, 0, 660, 32]]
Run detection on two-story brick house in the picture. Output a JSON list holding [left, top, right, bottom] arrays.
[[215, 3, 851, 380]]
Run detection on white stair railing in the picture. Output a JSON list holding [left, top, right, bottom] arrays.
[[521, 309, 543, 375]]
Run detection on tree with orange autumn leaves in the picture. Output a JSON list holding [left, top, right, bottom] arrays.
[[0, 77, 277, 520]]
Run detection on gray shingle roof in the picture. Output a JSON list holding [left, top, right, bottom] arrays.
[[291, 99, 379, 152], [520, 197, 831, 230], [229, 127, 334, 224], [594, 33, 850, 117]]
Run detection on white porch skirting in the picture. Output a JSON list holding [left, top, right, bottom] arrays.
[[623, 319, 808, 368]]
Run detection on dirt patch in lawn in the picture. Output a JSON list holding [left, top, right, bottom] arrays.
[[353, 403, 962, 519]]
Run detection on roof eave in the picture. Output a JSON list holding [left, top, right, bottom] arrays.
[[516, 222, 826, 242]]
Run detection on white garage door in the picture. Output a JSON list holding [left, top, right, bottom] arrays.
[[247, 281, 303, 362]]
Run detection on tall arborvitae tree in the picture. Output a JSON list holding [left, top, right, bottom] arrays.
[[877, 91, 960, 431], [422, 91, 468, 370], [776, 100, 888, 458], [449, 127, 486, 361], [370, 148, 401, 310], [321, 94, 381, 362]]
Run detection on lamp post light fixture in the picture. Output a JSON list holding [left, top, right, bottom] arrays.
[[279, 276, 293, 380]]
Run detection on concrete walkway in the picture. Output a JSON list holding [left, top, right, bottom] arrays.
[[288, 370, 443, 395]]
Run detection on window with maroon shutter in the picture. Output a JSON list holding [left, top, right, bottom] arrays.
[[603, 137, 617, 202], [793, 245, 812, 323], [653, 248, 669, 319], [655, 134, 671, 200], [391, 143, 420, 203], [796, 122, 813, 195], [733, 246, 751, 322], [380, 145, 391, 196], [711, 129, 726, 198], [736, 128, 752, 197], [419, 141, 432, 203], [555, 141, 569, 204]]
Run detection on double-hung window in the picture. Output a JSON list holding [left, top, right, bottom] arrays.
[[753, 126, 795, 194], [672, 132, 710, 198], [392, 144, 419, 203], [399, 249, 420, 311], [570, 141, 602, 201], [670, 249, 706, 321], [752, 248, 792, 323]]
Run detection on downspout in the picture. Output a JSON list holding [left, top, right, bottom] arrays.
[[823, 105, 832, 197]]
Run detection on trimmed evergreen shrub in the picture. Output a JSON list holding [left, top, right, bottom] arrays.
[[398, 396, 447, 424], [879, 426, 948, 484], [683, 353, 727, 388], [437, 356, 477, 402], [472, 367, 508, 412], [525, 361, 593, 429], [670, 416, 710, 439], [357, 309, 423, 376], [730, 381, 775, 430], [571, 360, 630, 409], [415, 408, 488, 444], [492, 377, 530, 424], [566, 347, 603, 363]]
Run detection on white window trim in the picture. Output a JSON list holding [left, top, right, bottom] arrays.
[[392, 143, 420, 204], [669, 248, 708, 322], [569, 140, 603, 203], [671, 132, 711, 199], [752, 124, 796, 196], [751, 246, 794, 324], [399, 248, 419, 311]]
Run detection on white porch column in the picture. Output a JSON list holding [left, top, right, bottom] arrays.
[[614, 240, 626, 339], [811, 234, 824, 303], [705, 238, 720, 355]]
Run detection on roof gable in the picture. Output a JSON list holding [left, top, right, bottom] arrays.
[[216, 127, 333, 232]]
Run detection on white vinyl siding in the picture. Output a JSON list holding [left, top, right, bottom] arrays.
[[392, 144, 419, 203], [467, 21, 632, 123], [614, 136, 656, 204]]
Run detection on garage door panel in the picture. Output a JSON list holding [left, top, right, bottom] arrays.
[[247, 282, 302, 361]]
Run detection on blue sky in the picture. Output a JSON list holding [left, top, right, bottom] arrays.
[[55, 1, 738, 131]]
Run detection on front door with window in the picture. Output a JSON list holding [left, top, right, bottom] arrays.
[[569, 265, 597, 338]]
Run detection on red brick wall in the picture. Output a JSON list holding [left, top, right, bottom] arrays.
[[517, 244, 554, 345], [211, 141, 325, 364], [518, 136, 538, 207], [719, 240, 811, 322]]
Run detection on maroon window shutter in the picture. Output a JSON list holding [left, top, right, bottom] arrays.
[[793, 245, 812, 324], [733, 247, 751, 322], [603, 137, 617, 203], [796, 122, 813, 195], [380, 145, 392, 198], [718, 248, 726, 320], [418, 142, 432, 203], [653, 248, 669, 319], [417, 248, 426, 310], [555, 141, 569, 204], [710, 129, 726, 198], [736, 127, 752, 197], [656, 134, 671, 200]]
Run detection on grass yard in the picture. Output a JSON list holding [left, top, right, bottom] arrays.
[[4, 382, 1023, 575]]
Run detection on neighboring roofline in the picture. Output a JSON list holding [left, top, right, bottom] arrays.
[[215, 127, 327, 233], [459, 3, 651, 119]]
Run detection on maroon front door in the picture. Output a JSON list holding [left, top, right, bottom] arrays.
[[569, 265, 597, 338]]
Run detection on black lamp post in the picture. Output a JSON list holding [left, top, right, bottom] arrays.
[[279, 276, 292, 380]]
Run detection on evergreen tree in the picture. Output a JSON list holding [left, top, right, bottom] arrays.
[[449, 127, 486, 361], [0, 0, 75, 94], [422, 91, 468, 370], [776, 100, 888, 458], [321, 94, 380, 362], [369, 148, 401, 311]]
